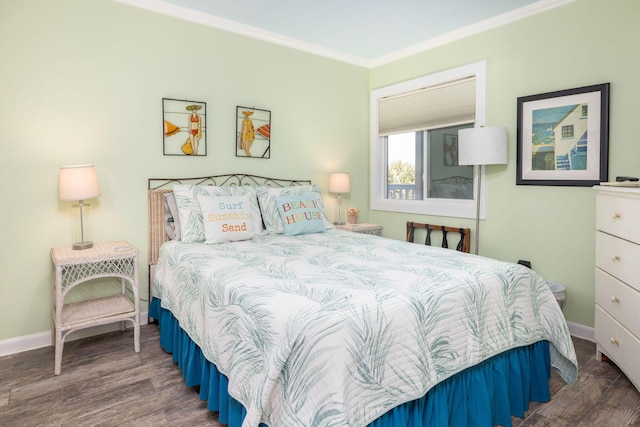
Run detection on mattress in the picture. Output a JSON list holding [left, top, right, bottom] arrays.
[[152, 229, 578, 427]]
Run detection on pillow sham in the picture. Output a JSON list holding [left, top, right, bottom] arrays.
[[256, 184, 333, 234], [163, 192, 181, 241], [275, 194, 329, 236], [197, 195, 262, 244], [173, 184, 263, 243]]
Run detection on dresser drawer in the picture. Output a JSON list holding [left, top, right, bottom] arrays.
[[595, 307, 640, 389], [596, 268, 640, 337], [595, 231, 640, 290], [596, 193, 640, 243]]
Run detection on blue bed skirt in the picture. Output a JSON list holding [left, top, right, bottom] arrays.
[[150, 298, 551, 427]]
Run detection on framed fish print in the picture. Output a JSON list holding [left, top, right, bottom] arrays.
[[516, 83, 609, 186], [163, 98, 207, 156], [236, 106, 271, 158]]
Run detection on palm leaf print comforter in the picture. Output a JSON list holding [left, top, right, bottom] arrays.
[[153, 229, 578, 427]]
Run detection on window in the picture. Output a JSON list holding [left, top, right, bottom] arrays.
[[386, 125, 474, 201], [370, 61, 487, 219], [561, 125, 574, 139], [581, 105, 588, 118]]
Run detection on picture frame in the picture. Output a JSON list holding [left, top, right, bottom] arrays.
[[516, 83, 609, 186], [443, 134, 458, 166], [236, 106, 271, 159], [162, 98, 207, 156]]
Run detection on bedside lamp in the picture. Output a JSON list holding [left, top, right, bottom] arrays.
[[329, 172, 350, 225], [59, 164, 102, 250], [458, 127, 508, 255]]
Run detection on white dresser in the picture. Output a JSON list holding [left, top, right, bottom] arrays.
[[594, 186, 640, 392]]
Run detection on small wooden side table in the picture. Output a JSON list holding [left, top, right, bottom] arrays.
[[335, 223, 384, 237], [51, 241, 140, 375]]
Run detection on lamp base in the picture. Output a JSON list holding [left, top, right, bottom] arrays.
[[72, 241, 94, 250]]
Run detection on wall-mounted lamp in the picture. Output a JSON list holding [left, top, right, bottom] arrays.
[[458, 127, 508, 255], [329, 172, 350, 225], [59, 164, 101, 250]]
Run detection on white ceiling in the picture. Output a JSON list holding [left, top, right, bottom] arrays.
[[116, 0, 573, 67]]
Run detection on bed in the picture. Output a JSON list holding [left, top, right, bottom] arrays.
[[147, 174, 578, 427]]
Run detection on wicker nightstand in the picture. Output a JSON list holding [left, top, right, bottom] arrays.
[[51, 241, 140, 375], [335, 223, 383, 237]]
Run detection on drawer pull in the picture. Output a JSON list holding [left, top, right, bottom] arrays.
[[610, 337, 619, 345], [611, 255, 621, 261], [611, 296, 620, 303], [611, 212, 621, 219]]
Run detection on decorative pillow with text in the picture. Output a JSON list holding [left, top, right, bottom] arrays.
[[275, 194, 330, 236], [257, 184, 333, 234], [173, 184, 263, 243], [197, 195, 262, 244]]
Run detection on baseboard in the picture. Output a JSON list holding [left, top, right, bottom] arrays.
[[0, 312, 149, 358], [1, 314, 593, 358], [567, 320, 595, 342]]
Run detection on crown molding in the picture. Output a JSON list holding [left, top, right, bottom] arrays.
[[370, 0, 575, 67], [113, 0, 371, 68], [114, 0, 575, 69]]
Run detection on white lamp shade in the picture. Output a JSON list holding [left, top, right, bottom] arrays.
[[329, 172, 350, 193], [458, 127, 508, 166], [59, 164, 102, 201]]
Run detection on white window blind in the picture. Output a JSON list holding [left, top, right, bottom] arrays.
[[378, 76, 476, 136]]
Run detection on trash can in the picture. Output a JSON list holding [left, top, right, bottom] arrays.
[[546, 281, 565, 309]]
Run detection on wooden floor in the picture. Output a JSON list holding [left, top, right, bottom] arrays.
[[1, 324, 639, 426]]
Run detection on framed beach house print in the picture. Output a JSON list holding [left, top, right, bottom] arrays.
[[516, 83, 609, 186]]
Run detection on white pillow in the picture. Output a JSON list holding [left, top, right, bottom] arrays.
[[173, 184, 263, 243], [197, 195, 262, 244], [163, 192, 181, 241], [256, 184, 334, 234]]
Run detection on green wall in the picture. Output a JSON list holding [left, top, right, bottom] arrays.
[[370, 0, 640, 327], [1, 0, 637, 344], [0, 0, 369, 341]]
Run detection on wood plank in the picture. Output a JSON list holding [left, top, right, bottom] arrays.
[[1, 324, 638, 426]]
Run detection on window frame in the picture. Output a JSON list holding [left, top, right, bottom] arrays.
[[370, 61, 488, 219]]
